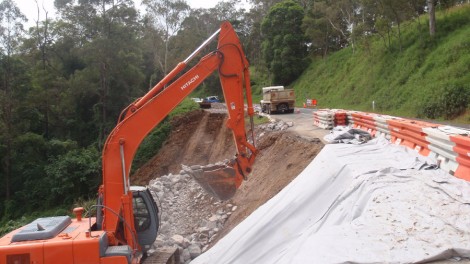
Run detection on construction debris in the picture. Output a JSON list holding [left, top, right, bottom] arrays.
[[258, 120, 294, 132], [147, 171, 234, 263]]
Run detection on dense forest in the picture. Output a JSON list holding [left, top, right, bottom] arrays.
[[0, 0, 469, 230]]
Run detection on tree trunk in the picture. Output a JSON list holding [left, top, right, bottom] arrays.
[[100, 62, 108, 148], [5, 137, 12, 200], [428, 0, 436, 37], [397, 22, 402, 52], [3, 68, 12, 200]]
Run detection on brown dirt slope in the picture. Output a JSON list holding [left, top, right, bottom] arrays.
[[132, 110, 235, 186], [132, 110, 324, 245], [213, 131, 322, 245]]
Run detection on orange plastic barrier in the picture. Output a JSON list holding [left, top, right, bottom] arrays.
[[313, 110, 334, 129], [351, 112, 378, 136], [343, 111, 470, 181], [423, 127, 459, 177], [450, 135, 470, 180], [334, 111, 348, 126], [387, 119, 436, 156], [372, 115, 395, 139]]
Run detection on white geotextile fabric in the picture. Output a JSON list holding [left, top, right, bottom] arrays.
[[192, 138, 470, 264]]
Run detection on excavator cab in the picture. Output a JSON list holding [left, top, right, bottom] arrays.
[[131, 186, 159, 253], [95, 186, 159, 254]]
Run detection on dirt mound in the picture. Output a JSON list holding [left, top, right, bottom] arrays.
[[213, 131, 322, 245], [132, 110, 235, 186], [133, 110, 324, 258]]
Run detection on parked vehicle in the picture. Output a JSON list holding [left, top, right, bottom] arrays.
[[205, 96, 220, 103], [260, 86, 296, 114]]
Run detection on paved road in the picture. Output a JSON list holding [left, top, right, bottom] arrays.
[[267, 107, 330, 143]]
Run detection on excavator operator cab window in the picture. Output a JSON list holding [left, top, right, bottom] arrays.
[[130, 186, 159, 250], [133, 196, 151, 232]]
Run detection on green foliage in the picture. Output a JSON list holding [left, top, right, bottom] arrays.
[[249, 66, 271, 102], [293, 4, 470, 120], [73, 197, 99, 217], [261, 0, 310, 85], [169, 98, 200, 118], [45, 146, 101, 206], [0, 216, 30, 237], [0, 207, 71, 236], [419, 84, 470, 119]]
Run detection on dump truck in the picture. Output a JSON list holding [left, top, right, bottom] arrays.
[[0, 21, 257, 264], [260, 86, 296, 114]]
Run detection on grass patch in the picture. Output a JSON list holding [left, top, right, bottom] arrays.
[[293, 4, 470, 121], [250, 115, 270, 126]]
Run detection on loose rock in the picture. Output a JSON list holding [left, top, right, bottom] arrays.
[[148, 170, 235, 261]]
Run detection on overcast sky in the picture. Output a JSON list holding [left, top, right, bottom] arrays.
[[13, 0, 223, 27]]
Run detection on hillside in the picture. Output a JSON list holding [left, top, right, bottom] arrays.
[[293, 4, 470, 122]]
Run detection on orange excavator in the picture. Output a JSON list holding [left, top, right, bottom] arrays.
[[0, 21, 256, 264]]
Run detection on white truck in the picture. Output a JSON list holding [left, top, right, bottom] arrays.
[[260, 86, 296, 114]]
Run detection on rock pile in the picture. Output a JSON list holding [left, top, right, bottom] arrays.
[[259, 120, 294, 132], [146, 171, 236, 263]]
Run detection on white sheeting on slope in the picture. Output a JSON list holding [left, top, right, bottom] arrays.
[[191, 138, 470, 264]]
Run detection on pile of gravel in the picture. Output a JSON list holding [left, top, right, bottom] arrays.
[[259, 120, 294, 132], [146, 171, 236, 263]]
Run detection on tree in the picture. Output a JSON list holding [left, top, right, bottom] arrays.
[[55, 0, 145, 147], [0, 0, 27, 201], [261, 0, 309, 85], [246, 0, 283, 65], [326, 0, 359, 53], [428, 0, 436, 37], [143, 0, 190, 76], [303, 0, 338, 57]]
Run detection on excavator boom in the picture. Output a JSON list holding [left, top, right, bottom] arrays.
[[101, 21, 257, 255]]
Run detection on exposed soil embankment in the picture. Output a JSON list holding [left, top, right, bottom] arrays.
[[132, 110, 235, 186]]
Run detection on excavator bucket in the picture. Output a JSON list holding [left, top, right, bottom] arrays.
[[182, 160, 242, 201]]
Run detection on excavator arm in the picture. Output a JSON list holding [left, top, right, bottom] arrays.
[[101, 21, 257, 251]]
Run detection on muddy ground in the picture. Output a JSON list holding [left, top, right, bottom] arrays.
[[131, 109, 324, 250]]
